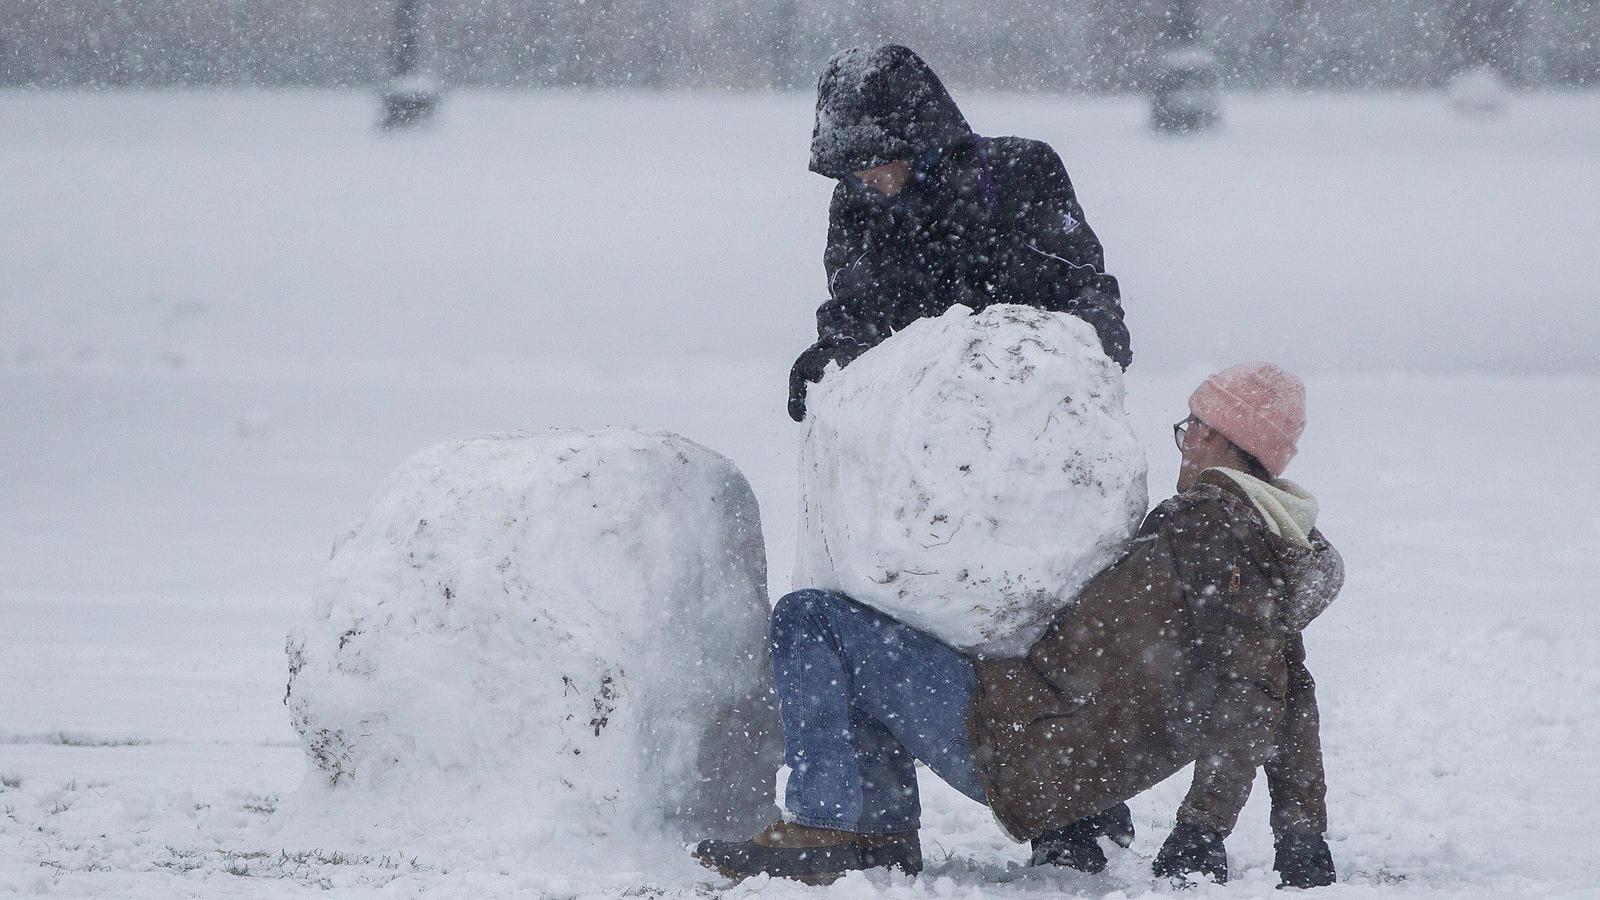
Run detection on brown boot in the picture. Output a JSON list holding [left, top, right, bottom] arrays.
[[693, 821, 922, 884]]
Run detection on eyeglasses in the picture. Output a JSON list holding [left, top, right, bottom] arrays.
[[1173, 416, 1197, 452]]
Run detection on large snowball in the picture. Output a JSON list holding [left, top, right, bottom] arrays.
[[284, 428, 781, 849], [796, 305, 1148, 655]]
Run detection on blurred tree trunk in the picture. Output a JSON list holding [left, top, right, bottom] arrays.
[[392, 0, 421, 76], [1161, 0, 1201, 45], [767, 0, 801, 89], [1254, 0, 1311, 87], [1150, 0, 1221, 132], [1569, 0, 1600, 85], [1089, 0, 1160, 91], [1448, 0, 1529, 83]]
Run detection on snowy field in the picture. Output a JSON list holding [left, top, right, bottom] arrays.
[[3, 89, 1599, 898]]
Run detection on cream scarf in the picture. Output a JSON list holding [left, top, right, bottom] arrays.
[[1207, 468, 1319, 549]]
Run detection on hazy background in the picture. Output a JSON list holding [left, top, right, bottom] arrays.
[[5, 0, 1597, 90], [4, 2, 1600, 896]]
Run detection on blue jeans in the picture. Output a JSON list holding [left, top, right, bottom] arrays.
[[770, 588, 987, 834]]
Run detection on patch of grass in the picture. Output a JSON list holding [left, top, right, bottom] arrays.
[[1351, 867, 1408, 885], [1, 772, 21, 789], [153, 850, 205, 874], [242, 794, 278, 816], [5, 731, 150, 748], [147, 846, 433, 887]]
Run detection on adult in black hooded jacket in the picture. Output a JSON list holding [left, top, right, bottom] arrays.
[[788, 45, 1131, 422]]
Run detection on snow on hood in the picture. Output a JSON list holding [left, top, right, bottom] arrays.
[[809, 44, 973, 178]]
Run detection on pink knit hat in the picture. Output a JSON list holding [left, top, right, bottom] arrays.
[[1188, 362, 1307, 478]]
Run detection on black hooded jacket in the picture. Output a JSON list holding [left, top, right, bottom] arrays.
[[791, 45, 1130, 421]]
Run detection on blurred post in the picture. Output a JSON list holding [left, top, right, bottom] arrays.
[[380, 0, 441, 130], [1150, 0, 1221, 133], [1445, 0, 1523, 117]]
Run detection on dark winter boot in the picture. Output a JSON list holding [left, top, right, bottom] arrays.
[[1274, 831, 1336, 889], [692, 822, 922, 884], [1152, 822, 1228, 884]]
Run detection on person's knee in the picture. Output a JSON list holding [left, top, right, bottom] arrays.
[[771, 588, 850, 646]]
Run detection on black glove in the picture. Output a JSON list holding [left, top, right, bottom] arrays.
[[1274, 832, 1336, 889], [1085, 800, 1135, 849], [1065, 290, 1132, 371], [1029, 817, 1106, 873], [1030, 801, 1134, 872], [1153, 822, 1228, 884], [787, 343, 835, 423]]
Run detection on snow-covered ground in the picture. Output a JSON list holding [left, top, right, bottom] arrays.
[[3, 89, 1598, 898]]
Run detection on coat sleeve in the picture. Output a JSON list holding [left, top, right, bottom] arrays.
[[1168, 496, 1289, 838], [1279, 530, 1345, 631], [809, 184, 917, 366], [990, 141, 1131, 368], [1264, 633, 1330, 836]]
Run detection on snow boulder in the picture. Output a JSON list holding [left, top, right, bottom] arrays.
[[796, 305, 1148, 655], [284, 428, 781, 849]]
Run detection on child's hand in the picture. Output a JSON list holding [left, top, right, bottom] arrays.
[[1152, 822, 1228, 883]]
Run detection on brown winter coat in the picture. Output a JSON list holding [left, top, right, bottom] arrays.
[[967, 469, 1341, 840]]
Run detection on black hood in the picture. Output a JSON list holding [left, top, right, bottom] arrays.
[[808, 45, 973, 179]]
